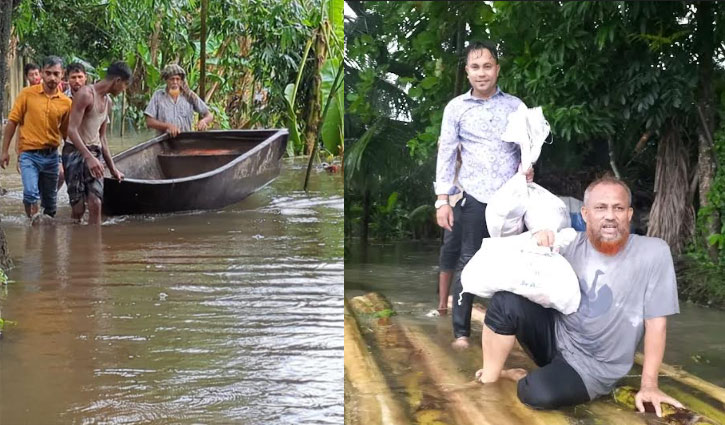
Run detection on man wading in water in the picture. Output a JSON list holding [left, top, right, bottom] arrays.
[[65, 62, 130, 224]]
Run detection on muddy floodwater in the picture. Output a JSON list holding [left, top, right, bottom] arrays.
[[0, 135, 343, 424]]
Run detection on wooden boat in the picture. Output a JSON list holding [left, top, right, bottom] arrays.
[[102, 129, 288, 215]]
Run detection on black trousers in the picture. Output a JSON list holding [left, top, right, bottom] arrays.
[[485, 291, 591, 409], [451, 192, 488, 338]]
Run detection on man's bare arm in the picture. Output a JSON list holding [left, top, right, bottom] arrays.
[[99, 100, 123, 180], [1, 120, 18, 169], [635, 317, 683, 417], [145, 115, 179, 137]]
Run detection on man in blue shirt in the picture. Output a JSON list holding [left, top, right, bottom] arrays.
[[434, 40, 532, 348]]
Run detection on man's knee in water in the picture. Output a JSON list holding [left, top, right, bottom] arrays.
[[517, 376, 559, 410]]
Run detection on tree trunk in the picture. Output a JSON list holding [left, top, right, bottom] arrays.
[[199, 0, 208, 99], [0, 0, 17, 271], [695, 2, 719, 261], [304, 29, 327, 155], [647, 122, 694, 256], [361, 189, 370, 244]]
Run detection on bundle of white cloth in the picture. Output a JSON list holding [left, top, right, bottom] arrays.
[[462, 105, 580, 314]]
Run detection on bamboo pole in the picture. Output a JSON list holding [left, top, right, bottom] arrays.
[[120, 91, 126, 138], [400, 321, 570, 425], [200, 0, 208, 99], [466, 300, 725, 418], [348, 293, 453, 424], [344, 299, 409, 424], [303, 60, 343, 191], [633, 353, 725, 405]]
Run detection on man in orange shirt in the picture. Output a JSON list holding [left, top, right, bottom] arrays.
[[1, 56, 72, 219]]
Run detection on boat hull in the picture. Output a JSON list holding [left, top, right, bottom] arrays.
[[102, 129, 288, 215]]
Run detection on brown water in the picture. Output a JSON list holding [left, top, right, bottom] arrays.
[[345, 240, 725, 387], [0, 135, 343, 424]]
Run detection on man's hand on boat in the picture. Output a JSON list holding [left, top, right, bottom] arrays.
[[84, 155, 105, 179], [166, 124, 181, 137], [111, 168, 124, 181]]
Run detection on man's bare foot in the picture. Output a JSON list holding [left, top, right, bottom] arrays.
[[475, 367, 528, 384], [501, 368, 528, 381], [451, 336, 470, 350], [437, 307, 448, 316]]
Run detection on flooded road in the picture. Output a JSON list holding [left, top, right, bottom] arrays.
[[0, 136, 343, 424]]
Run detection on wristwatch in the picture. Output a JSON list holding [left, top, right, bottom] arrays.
[[434, 199, 449, 209]]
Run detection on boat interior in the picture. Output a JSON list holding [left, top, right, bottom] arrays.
[[114, 130, 280, 180]]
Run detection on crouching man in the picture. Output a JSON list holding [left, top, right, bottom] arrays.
[[476, 176, 683, 417]]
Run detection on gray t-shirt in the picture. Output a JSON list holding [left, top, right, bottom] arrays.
[[555, 233, 679, 399], [144, 89, 209, 133]]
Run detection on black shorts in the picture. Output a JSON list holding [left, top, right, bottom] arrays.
[[485, 291, 591, 409]]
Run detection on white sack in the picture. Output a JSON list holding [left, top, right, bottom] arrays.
[[460, 228, 581, 314], [523, 184, 571, 233], [486, 178, 570, 237], [485, 173, 527, 237], [501, 104, 551, 169]]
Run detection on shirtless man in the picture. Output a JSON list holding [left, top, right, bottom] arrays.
[[64, 62, 130, 224]]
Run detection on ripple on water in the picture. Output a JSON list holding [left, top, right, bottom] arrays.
[[1, 159, 343, 425]]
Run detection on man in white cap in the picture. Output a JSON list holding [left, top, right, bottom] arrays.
[[144, 64, 214, 137]]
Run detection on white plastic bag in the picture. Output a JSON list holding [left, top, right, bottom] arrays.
[[486, 179, 570, 237], [486, 104, 554, 237], [501, 104, 550, 169], [523, 184, 571, 233], [485, 173, 527, 237], [460, 228, 581, 314]]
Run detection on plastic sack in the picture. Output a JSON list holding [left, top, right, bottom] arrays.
[[461, 228, 581, 314], [486, 173, 527, 237], [486, 179, 570, 237], [501, 104, 551, 169], [523, 184, 571, 233]]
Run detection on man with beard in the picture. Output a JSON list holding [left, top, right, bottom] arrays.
[[56, 62, 89, 190], [65, 61, 129, 225], [474, 176, 682, 417], [1, 56, 72, 219], [144, 63, 213, 137]]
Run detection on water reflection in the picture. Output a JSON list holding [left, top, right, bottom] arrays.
[[0, 158, 343, 424]]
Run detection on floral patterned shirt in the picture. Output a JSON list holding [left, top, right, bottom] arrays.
[[435, 87, 524, 203]]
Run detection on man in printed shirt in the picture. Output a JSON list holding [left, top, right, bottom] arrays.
[[476, 177, 682, 417], [144, 64, 213, 137], [1, 56, 72, 219], [434, 40, 532, 348]]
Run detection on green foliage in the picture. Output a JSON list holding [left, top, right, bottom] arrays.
[[345, 1, 724, 248], [13, 0, 341, 155], [695, 125, 725, 263], [373, 309, 396, 319]]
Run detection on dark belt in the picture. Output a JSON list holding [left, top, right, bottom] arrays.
[[25, 147, 57, 155]]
